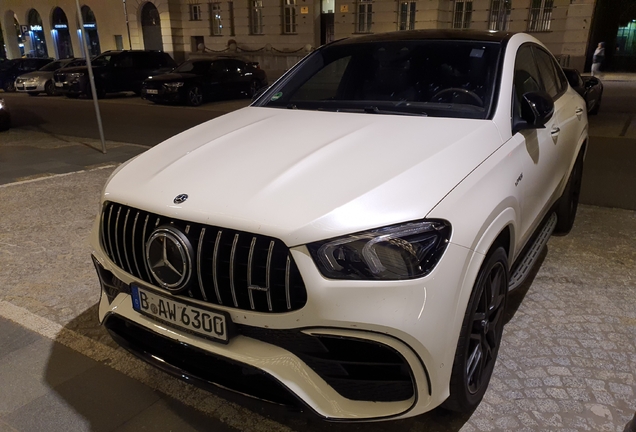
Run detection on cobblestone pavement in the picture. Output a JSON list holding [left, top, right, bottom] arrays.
[[0, 165, 634, 432]]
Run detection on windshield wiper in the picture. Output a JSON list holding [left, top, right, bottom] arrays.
[[363, 106, 427, 117]]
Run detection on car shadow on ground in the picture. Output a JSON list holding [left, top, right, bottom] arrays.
[[45, 305, 474, 432]]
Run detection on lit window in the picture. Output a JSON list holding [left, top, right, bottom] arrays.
[[398, 1, 416, 31], [251, 0, 264, 34], [357, 0, 373, 33], [527, 0, 554, 32], [489, 0, 511, 31], [189, 4, 202, 21], [453, 0, 472, 29], [210, 2, 222, 35], [283, 0, 297, 34]]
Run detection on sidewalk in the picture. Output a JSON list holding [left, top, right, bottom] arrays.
[[0, 128, 148, 185]]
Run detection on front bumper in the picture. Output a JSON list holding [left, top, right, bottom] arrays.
[[91, 216, 474, 421], [141, 87, 184, 103], [15, 80, 45, 92]]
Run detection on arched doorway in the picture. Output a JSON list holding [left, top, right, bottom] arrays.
[[51, 7, 73, 58], [27, 9, 48, 57], [141, 3, 163, 51], [80, 5, 100, 57]]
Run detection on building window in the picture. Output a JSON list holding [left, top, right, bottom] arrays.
[[489, 0, 510, 31], [209, 2, 222, 35], [453, 0, 472, 29], [191, 35, 204, 52], [357, 0, 373, 33], [398, 1, 416, 31], [189, 4, 202, 21], [527, 0, 554, 32], [228, 1, 235, 36], [283, 0, 297, 34], [251, 0, 264, 34]]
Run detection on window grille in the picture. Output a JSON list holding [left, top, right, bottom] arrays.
[[489, 0, 511, 31], [527, 0, 554, 32], [189, 4, 202, 21], [453, 0, 472, 29], [357, 0, 373, 33], [283, 0, 297, 34], [210, 2, 222, 35], [250, 0, 264, 34], [398, 1, 416, 31]]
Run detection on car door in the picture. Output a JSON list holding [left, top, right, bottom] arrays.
[[533, 47, 582, 186], [110, 53, 134, 92], [513, 44, 564, 245]]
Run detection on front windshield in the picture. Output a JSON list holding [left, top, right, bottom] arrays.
[[40, 61, 63, 72], [173, 60, 212, 74], [257, 39, 501, 119]]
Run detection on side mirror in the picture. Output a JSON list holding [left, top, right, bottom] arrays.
[[251, 85, 269, 102], [513, 91, 554, 134], [585, 77, 599, 89]]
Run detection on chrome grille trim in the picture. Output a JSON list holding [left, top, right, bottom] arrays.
[[131, 212, 142, 277], [265, 241, 274, 312], [122, 209, 132, 273], [229, 233, 240, 307], [285, 256, 291, 311], [100, 202, 307, 313], [212, 230, 223, 304], [197, 228, 208, 301]]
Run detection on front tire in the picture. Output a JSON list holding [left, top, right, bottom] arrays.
[[45, 80, 56, 96], [443, 247, 508, 412], [554, 148, 584, 235], [186, 86, 203, 106]]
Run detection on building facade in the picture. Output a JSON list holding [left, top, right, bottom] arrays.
[[1, 0, 595, 70]]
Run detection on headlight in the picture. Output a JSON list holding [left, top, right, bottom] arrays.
[[69, 72, 85, 79], [307, 220, 451, 280], [0, 99, 5, 110], [164, 82, 184, 88]]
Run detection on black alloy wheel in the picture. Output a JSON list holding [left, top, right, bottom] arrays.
[[186, 86, 203, 106], [443, 247, 508, 412], [248, 79, 260, 98], [45, 80, 56, 96], [554, 148, 584, 235]]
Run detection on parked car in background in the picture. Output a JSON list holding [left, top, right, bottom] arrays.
[[563, 68, 603, 115], [141, 58, 268, 106], [0, 98, 10, 131], [54, 50, 176, 98], [15, 58, 85, 96], [0, 58, 54, 92], [92, 30, 588, 421]]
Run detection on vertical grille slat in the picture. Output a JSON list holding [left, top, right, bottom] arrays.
[[229, 234, 240, 307], [213, 230, 223, 304], [131, 211, 142, 279], [197, 228, 208, 301], [99, 202, 307, 313], [265, 241, 274, 312], [122, 209, 133, 274], [247, 237, 257, 310]]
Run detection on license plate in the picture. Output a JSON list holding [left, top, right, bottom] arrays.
[[146, 89, 158, 94], [55, 82, 63, 87], [131, 285, 230, 343]]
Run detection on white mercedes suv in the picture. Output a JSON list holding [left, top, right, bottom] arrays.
[[91, 30, 588, 421]]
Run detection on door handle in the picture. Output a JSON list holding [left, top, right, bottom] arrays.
[[575, 107, 584, 120]]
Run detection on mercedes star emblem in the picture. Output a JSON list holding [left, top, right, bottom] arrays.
[[174, 194, 188, 204], [145, 225, 193, 292]]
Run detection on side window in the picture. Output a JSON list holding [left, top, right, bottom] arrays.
[[513, 45, 542, 100], [533, 47, 560, 99], [113, 54, 133, 68]]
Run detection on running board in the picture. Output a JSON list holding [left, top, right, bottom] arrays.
[[508, 213, 557, 291]]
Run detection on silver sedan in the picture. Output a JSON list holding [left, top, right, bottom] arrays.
[[15, 58, 84, 96]]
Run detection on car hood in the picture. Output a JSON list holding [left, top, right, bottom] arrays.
[[104, 107, 503, 246], [16, 71, 53, 80]]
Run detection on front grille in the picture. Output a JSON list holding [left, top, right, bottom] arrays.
[[100, 201, 307, 313]]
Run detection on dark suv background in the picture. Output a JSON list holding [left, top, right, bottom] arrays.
[[54, 50, 176, 98]]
